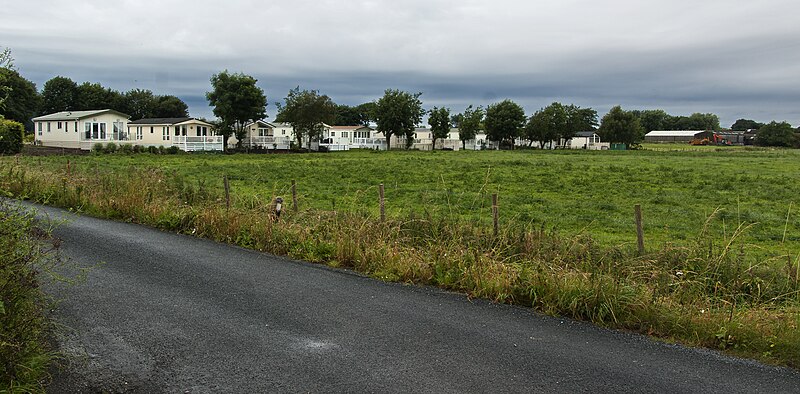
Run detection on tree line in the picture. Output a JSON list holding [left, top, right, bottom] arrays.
[[3, 46, 797, 150]]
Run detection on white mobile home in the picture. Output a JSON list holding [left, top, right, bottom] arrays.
[[33, 109, 130, 150], [127, 118, 221, 151]]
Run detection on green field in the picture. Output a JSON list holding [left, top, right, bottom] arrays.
[[2, 147, 799, 368], [22, 147, 800, 253]]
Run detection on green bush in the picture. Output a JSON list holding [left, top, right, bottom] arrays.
[[119, 144, 133, 154], [132, 145, 142, 153], [157, 145, 166, 154], [0, 202, 60, 391], [166, 146, 180, 154], [105, 142, 117, 153], [147, 146, 158, 154], [92, 142, 105, 153], [0, 118, 24, 155]]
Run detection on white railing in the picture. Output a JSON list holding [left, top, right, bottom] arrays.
[[81, 132, 132, 142], [245, 136, 292, 148], [351, 138, 386, 149], [173, 135, 224, 152]]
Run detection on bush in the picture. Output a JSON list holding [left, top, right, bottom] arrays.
[[147, 146, 158, 154], [166, 146, 180, 154], [0, 118, 24, 155], [92, 142, 105, 153], [119, 144, 133, 154], [158, 145, 166, 154], [105, 142, 117, 153], [132, 145, 142, 153], [0, 202, 61, 391]]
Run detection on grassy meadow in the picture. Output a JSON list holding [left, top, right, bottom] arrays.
[[2, 147, 799, 368]]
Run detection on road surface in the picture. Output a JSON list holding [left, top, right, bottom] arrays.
[[29, 202, 798, 393]]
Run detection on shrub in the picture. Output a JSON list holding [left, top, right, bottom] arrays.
[[0, 202, 62, 391], [147, 145, 158, 154], [0, 118, 24, 155], [92, 142, 105, 153], [132, 145, 142, 153], [157, 145, 166, 154], [119, 144, 133, 154], [166, 146, 180, 154], [105, 142, 118, 153]]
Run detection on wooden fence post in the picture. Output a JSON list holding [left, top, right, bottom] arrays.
[[492, 193, 499, 236], [292, 180, 298, 211], [223, 175, 230, 210], [379, 183, 385, 222], [635, 204, 645, 255]]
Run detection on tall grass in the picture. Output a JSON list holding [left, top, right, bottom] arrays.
[[1, 156, 798, 368], [0, 201, 63, 392]]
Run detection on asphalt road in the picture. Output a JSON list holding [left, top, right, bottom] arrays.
[[30, 202, 799, 393]]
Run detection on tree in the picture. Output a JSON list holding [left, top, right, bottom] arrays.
[[206, 70, 267, 151], [484, 99, 525, 149], [118, 89, 155, 120], [41, 76, 79, 114], [0, 68, 40, 128], [731, 118, 765, 131], [427, 106, 451, 150], [457, 105, 484, 150], [630, 109, 670, 132], [374, 89, 423, 150], [76, 82, 121, 111], [754, 121, 794, 147], [598, 105, 644, 146], [525, 104, 564, 148], [277, 87, 336, 150], [154, 95, 189, 118]]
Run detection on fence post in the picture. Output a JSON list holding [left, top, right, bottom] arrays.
[[292, 180, 298, 211], [223, 175, 230, 210], [379, 183, 385, 222], [635, 204, 645, 255], [492, 193, 499, 236], [66, 159, 71, 177]]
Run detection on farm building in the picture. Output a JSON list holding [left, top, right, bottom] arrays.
[[33, 109, 130, 150], [644, 130, 715, 143]]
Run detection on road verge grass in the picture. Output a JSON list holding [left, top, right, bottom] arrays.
[[0, 201, 63, 392], [1, 157, 798, 369]]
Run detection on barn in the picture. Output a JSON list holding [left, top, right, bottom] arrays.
[[644, 130, 715, 143]]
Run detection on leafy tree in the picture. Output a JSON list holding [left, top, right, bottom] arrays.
[[457, 105, 484, 150], [374, 89, 423, 149], [484, 99, 525, 149], [277, 87, 336, 150], [630, 109, 670, 132], [598, 105, 644, 146], [564, 105, 598, 140], [525, 104, 564, 148], [427, 106, 451, 150], [41, 76, 79, 114], [0, 47, 12, 70], [731, 118, 765, 131], [76, 82, 121, 111], [755, 121, 794, 147], [0, 68, 40, 128], [0, 118, 24, 154], [688, 112, 720, 131], [153, 95, 189, 118], [118, 89, 155, 120], [206, 70, 267, 151], [334, 104, 360, 126]]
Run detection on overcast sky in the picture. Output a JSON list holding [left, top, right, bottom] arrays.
[[3, 0, 799, 126]]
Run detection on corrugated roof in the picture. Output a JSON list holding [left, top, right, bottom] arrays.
[[32, 109, 130, 121], [645, 130, 707, 137]]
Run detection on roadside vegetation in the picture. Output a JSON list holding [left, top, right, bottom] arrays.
[[0, 201, 61, 392], [1, 148, 798, 368]]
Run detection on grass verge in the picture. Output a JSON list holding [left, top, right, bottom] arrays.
[[0, 201, 63, 392]]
